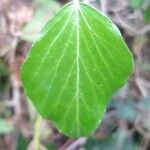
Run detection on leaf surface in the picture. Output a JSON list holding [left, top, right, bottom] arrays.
[[21, 2, 133, 137]]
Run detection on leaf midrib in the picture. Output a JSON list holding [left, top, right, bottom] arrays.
[[75, 4, 80, 135]]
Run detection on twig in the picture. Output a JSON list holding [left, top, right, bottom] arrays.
[[100, 0, 107, 15], [10, 74, 21, 118], [115, 13, 137, 34], [65, 137, 87, 150], [140, 24, 150, 35]]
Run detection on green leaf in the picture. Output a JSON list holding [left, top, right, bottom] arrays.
[[144, 8, 150, 23], [21, 2, 133, 137], [0, 118, 14, 134], [116, 100, 137, 121], [17, 133, 28, 150], [21, 0, 60, 42], [85, 137, 116, 150], [0, 62, 9, 99], [128, 0, 145, 8], [85, 133, 140, 150]]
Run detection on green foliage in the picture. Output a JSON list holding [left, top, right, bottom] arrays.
[[85, 136, 116, 150], [144, 8, 150, 23], [0, 63, 9, 99], [21, 3, 133, 137], [21, 0, 60, 41], [0, 118, 14, 134], [116, 100, 137, 121], [85, 132, 139, 150], [45, 143, 56, 150], [128, 0, 150, 9], [16, 134, 28, 150], [128, 0, 145, 8], [0, 63, 8, 77]]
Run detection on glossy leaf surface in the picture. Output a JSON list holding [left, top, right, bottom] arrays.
[[21, 2, 133, 137]]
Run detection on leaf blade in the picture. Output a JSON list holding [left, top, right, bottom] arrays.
[[21, 2, 133, 137]]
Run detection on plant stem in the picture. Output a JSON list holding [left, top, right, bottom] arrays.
[[33, 114, 42, 150], [100, 0, 107, 15]]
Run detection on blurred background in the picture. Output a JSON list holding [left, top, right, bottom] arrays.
[[0, 0, 150, 149]]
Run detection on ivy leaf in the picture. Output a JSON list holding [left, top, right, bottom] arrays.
[[21, 3, 133, 137]]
